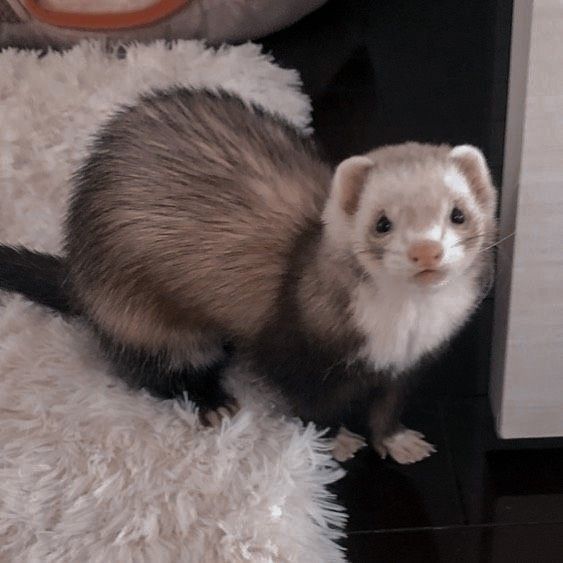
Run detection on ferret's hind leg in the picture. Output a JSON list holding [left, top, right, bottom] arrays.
[[99, 332, 239, 427], [178, 349, 240, 427]]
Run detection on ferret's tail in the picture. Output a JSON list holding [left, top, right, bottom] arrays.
[[0, 245, 75, 315]]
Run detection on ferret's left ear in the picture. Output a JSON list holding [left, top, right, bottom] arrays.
[[449, 145, 497, 212], [332, 156, 373, 215]]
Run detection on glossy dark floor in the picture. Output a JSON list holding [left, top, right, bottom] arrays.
[[261, 2, 563, 562]]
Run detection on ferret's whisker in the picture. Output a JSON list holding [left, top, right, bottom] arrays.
[[353, 249, 373, 258], [452, 233, 486, 248], [479, 232, 515, 253]]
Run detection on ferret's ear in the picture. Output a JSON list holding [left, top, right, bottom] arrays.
[[449, 145, 496, 211], [332, 156, 373, 215]]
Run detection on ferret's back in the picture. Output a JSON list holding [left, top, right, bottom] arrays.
[[66, 89, 331, 338]]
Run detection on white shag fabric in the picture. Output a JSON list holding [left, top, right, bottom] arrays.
[[0, 41, 347, 562]]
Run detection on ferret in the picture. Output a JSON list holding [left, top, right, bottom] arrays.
[[0, 89, 497, 464]]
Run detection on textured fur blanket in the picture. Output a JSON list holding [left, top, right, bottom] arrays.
[[0, 41, 346, 562]]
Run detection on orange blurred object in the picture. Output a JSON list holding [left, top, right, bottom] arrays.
[[22, 0, 188, 30]]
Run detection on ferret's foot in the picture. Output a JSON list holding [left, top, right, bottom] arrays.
[[332, 426, 367, 462], [374, 428, 436, 464], [199, 398, 240, 428]]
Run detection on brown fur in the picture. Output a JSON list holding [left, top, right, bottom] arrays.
[[0, 88, 498, 457], [67, 100, 495, 371], [67, 89, 332, 363], [58, 91, 497, 455]]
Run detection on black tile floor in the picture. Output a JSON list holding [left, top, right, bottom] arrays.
[[260, 1, 563, 561]]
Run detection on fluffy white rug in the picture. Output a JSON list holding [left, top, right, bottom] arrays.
[[0, 41, 347, 562]]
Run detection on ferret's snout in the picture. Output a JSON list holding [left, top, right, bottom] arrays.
[[408, 240, 444, 269]]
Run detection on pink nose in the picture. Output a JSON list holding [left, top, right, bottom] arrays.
[[408, 240, 444, 269]]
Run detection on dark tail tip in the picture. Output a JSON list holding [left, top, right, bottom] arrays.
[[0, 245, 74, 315]]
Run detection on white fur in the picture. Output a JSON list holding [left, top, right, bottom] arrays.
[[442, 227, 464, 265], [450, 144, 487, 166], [0, 41, 346, 563], [417, 224, 443, 242], [322, 156, 372, 251], [352, 275, 476, 373], [335, 147, 486, 373], [443, 166, 471, 197]]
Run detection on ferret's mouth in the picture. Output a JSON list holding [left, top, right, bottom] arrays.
[[413, 269, 447, 285]]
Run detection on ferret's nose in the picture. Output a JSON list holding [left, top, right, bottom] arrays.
[[408, 240, 444, 269]]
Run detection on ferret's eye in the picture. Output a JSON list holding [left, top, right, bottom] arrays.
[[375, 215, 393, 234], [450, 207, 465, 224]]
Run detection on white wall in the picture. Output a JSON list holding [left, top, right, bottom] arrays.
[[490, 0, 563, 438]]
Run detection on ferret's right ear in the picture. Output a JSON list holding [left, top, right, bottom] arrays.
[[332, 156, 373, 215]]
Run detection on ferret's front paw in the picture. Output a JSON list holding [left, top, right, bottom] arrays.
[[374, 428, 436, 464], [331, 426, 367, 462]]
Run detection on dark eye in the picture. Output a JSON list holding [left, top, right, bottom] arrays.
[[450, 207, 465, 224], [375, 215, 393, 234]]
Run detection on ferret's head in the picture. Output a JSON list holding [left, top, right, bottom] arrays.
[[323, 143, 497, 289]]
